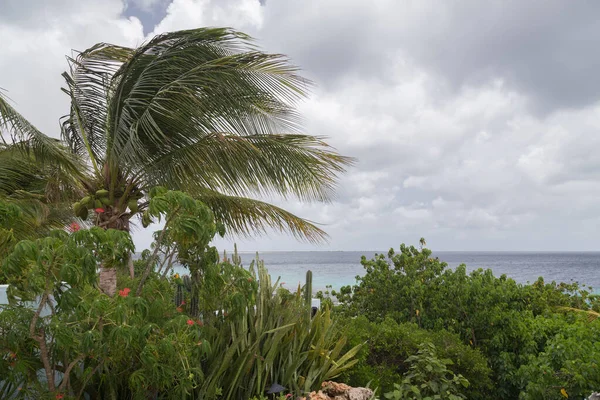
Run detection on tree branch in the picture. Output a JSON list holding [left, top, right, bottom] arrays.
[[136, 206, 180, 295], [161, 251, 177, 279], [57, 354, 85, 392], [29, 291, 55, 391]]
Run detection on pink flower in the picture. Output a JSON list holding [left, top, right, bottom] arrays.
[[56, 394, 64, 399], [69, 222, 81, 232], [119, 287, 131, 298], [95, 208, 105, 213], [187, 319, 195, 326]]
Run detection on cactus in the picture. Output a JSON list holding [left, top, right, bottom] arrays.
[[249, 251, 262, 277], [304, 270, 313, 308], [190, 295, 199, 317], [175, 284, 184, 307], [183, 275, 193, 292], [232, 243, 242, 266]]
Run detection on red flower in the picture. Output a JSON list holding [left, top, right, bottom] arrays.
[[187, 319, 195, 326], [56, 394, 65, 399], [69, 222, 80, 232], [180, 300, 186, 305], [118, 287, 131, 297], [176, 307, 183, 313], [95, 208, 105, 213], [196, 319, 203, 327]]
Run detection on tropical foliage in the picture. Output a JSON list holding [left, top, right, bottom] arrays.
[[383, 342, 469, 400], [0, 189, 359, 399], [334, 241, 600, 400], [0, 92, 84, 258], [339, 316, 492, 399]]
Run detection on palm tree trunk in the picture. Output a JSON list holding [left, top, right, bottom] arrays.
[[128, 255, 134, 279], [96, 208, 131, 296], [99, 266, 117, 297]]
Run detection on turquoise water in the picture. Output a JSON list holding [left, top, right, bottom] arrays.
[[171, 251, 600, 293]]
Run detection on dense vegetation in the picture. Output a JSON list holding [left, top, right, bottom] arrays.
[[330, 242, 600, 399], [0, 189, 359, 399], [4, 210, 599, 399]]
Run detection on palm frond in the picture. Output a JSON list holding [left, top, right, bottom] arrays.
[[0, 145, 84, 205], [72, 28, 351, 198], [0, 90, 81, 173], [0, 147, 83, 252], [143, 133, 352, 201], [60, 43, 135, 175], [189, 188, 328, 243]]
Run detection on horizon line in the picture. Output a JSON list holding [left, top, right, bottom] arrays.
[[218, 249, 600, 253]]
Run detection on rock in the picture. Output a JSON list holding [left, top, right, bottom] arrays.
[[306, 391, 329, 400], [346, 388, 374, 400], [301, 382, 373, 400], [322, 382, 352, 396]]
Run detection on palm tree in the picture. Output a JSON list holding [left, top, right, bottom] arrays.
[[50, 28, 350, 294]]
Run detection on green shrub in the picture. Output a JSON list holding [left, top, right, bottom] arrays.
[[339, 316, 492, 399], [384, 342, 469, 400], [335, 241, 599, 399], [516, 318, 600, 400]]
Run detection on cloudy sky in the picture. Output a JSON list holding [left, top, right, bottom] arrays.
[[2, 0, 600, 251]]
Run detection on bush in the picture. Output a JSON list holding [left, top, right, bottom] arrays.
[[335, 241, 600, 399], [516, 318, 600, 400], [383, 342, 469, 400], [339, 316, 492, 399]]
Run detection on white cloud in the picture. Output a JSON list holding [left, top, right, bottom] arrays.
[[151, 0, 262, 36], [0, 0, 144, 136]]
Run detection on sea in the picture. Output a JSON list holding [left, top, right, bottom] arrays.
[[171, 251, 600, 293]]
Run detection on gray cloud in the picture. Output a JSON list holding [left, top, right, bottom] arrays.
[[2, 0, 600, 251], [124, 0, 171, 34], [255, 1, 600, 113], [393, 1, 600, 113]]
